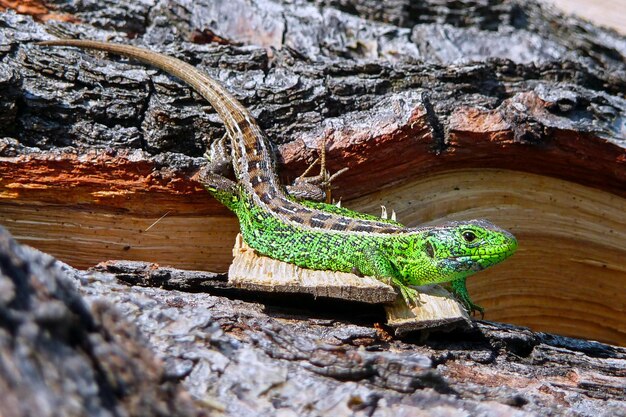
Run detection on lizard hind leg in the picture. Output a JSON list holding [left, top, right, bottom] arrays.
[[286, 137, 349, 203]]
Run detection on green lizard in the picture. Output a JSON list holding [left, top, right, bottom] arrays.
[[38, 40, 518, 314]]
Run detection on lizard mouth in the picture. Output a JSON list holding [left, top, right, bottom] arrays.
[[451, 248, 517, 263]]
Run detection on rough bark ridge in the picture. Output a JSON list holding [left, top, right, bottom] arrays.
[[1, 1, 624, 160], [0, 226, 205, 417]]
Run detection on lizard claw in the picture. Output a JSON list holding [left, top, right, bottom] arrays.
[[466, 301, 485, 319], [398, 285, 423, 308], [288, 137, 348, 203], [450, 277, 484, 318]]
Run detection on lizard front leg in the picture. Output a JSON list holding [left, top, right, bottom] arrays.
[[450, 277, 484, 318], [196, 166, 236, 193], [203, 133, 232, 177], [195, 160, 239, 209], [196, 133, 242, 207], [356, 249, 423, 308]]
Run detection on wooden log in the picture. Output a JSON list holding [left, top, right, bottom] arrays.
[[0, 0, 625, 349], [228, 234, 398, 304], [2, 225, 625, 416], [1, 1, 626, 415], [384, 286, 470, 335]]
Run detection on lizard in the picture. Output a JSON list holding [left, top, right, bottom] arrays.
[[37, 39, 518, 315]]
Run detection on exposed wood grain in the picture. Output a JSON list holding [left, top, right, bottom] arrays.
[[384, 285, 470, 334], [353, 169, 626, 345], [544, 0, 626, 35], [0, 201, 238, 271], [5, 166, 624, 343], [229, 234, 398, 303]]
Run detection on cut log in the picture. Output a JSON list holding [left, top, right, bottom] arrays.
[[351, 169, 626, 344], [384, 286, 470, 335], [0, 0, 625, 349], [1, 1, 626, 415]]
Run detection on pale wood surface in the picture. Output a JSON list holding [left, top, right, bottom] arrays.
[[544, 0, 626, 34], [384, 285, 470, 335], [229, 234, 398, 304], [3, 167, 625, 344], [1, 2, 625, 415]]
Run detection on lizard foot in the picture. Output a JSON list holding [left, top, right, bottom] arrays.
[[203, 133, 232, 176], [456, 298, 484, 318], [287, 136, 348, 203], [397, 283, 423, 309], [195, 167, 234, 188]]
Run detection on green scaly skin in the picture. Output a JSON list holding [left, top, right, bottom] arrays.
[[212, 186, 517, 314], [38, 40, 518, 315], [298, 199, 404, 227]]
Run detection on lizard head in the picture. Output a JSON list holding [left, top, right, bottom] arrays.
[[393, 220, 518, 285]]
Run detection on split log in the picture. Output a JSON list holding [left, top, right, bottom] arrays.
[[0, 0, 625, 350], [228, 234, 399, 304]]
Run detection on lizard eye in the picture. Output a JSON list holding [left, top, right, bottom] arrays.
[[462, 231, 477, 242]]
